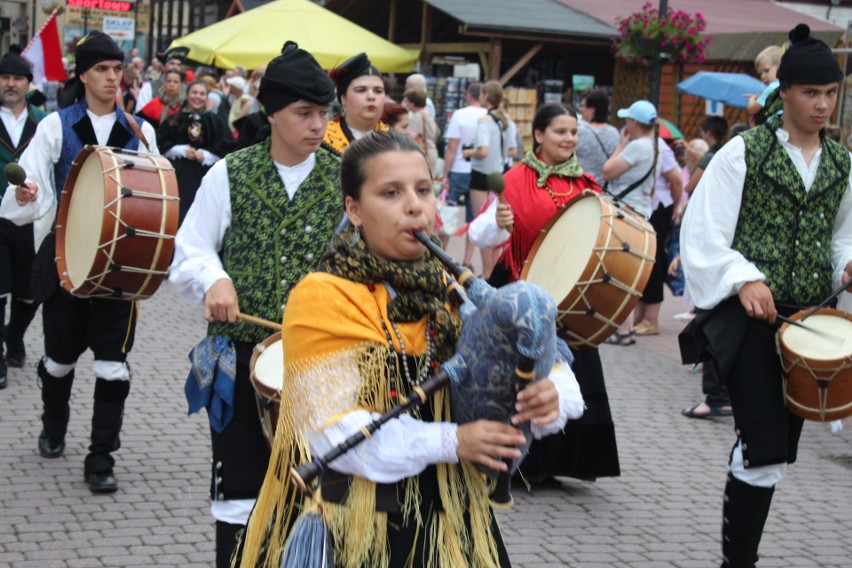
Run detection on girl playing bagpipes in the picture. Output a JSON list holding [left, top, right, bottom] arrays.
[[235, 131, 582, 568]]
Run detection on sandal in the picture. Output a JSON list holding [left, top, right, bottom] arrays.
[[681, 402, 733, 419], [633, 321, 659, 336], [604, 331, 636, 346]]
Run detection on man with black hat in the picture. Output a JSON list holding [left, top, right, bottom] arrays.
[[681, 24, 852, 567], [169, 41, 342, 567], [0, 31, 157, 494], [0, 47, 46, 389], [135, 49, 184, 111]]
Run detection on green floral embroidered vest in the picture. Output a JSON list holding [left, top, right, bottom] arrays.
[[733, 118, 848, 306], [208, 141, 343, 343]]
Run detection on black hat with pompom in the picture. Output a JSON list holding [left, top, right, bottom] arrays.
[[776, 24, 843, 85]]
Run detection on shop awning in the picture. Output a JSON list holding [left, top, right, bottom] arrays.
[[424, 0, 616, 39], [169, 0, 420, 71], [555, 0, 843, 61]]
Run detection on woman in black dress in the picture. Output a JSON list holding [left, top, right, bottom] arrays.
[[157, 80, 234, 223]]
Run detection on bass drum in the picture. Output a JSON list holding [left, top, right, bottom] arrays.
[[521, 190, 656, 348], [55, 145, 178, 300]]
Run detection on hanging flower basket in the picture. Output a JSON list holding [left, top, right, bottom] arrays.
[[612, 2, 711, 66]]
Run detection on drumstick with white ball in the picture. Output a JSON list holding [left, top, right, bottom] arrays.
[[486, 171, 513, 234]]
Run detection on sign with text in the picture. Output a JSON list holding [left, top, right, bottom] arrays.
[[103, 16, 135, 40]]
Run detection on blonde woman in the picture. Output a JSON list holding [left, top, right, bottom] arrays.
[[460, 80, 515, 278]]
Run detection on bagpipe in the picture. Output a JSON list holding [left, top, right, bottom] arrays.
[[291, 230, 574, 508]]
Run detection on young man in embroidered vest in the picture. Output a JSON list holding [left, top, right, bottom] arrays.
[[0, 31, 158, 494], [681, 24, 852, 567], [0, 48, 46, 389], [168, 41, 343, 568]]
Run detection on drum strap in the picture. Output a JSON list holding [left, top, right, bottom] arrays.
[[122, 111, 150, 152]]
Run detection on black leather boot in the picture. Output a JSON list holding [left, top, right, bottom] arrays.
[[84, 378, 130, 493], [721, 473, 775, 568], [5, 299, 37, 368], [38, 359, 74, 458]]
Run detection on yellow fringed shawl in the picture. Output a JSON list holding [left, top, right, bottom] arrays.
[[323, 118, 390, 155], [237, 273, 503, 568]]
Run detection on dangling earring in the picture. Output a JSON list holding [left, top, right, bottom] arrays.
[[352, 224, 361, 243]]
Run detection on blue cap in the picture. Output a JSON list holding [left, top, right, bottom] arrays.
[[617, 100, 657, 125]]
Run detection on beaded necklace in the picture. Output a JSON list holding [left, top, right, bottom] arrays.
[[543, 178, 574, 207], [379, 316, 436, 400]]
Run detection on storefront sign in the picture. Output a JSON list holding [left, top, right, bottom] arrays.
[[67, 0, 134, 12], [103, 16, 135, 39]]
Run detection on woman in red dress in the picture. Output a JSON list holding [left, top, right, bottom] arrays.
[[471, 103, 620, 482]]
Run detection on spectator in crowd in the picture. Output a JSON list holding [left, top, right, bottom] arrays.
[[225, 76, 251, 133], [404, 73, 435, 116], [137, 69, 184, 129], [403, 88, 439, 174], [630, 132, 683, 337], [747, 45, 782, 123], [440, 82, 485, 257], [157, 80, 233, 224], [461, 80, 516, 278], [575, 89, 619, 183], [137, 52, 182, 110], [602, 100, 661, 346]]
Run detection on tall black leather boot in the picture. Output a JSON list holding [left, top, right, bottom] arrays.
[[38, 358, 74, 458], [721, 473, 775, 568], [84, 378, 130, 493], [5, 299, 37, 368]]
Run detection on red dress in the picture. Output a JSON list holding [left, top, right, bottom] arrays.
[[496, 163, 602, 280]]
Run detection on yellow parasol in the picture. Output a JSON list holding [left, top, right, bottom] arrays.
[[168, 0, 419, 72]]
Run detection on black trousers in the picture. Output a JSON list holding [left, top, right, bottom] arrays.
[[209, 341, 271, 500], [725, 317, 804, 468], [703, 360, 731, 408], [42, 291, 138, 365], [0, 219, 35, 299], [642, 203, 674, 304]]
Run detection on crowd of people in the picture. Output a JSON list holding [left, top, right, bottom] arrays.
[[0, 22, 850, 568]]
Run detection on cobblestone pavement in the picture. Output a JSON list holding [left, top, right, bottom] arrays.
[[1, 251, 851, 567]]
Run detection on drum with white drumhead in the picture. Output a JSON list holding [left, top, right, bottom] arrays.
[[777, 308, 852, 422], [250, 333, 284, 447], [55, 145, 178, 300], [521, 190, 656, 348]]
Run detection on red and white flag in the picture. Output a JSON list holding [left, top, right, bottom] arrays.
[[23, 9, 67, 87]]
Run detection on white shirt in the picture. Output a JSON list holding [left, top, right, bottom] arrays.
[[168, 153, 318, 304], [309, 358, 583, 484], [0, 105, 28, 147], [681, 130, 852, 310], [0, 110, 158, 247], [651, 138, 680, 209], [136, 81, 153, 111], [444, 105, 487, 174]]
